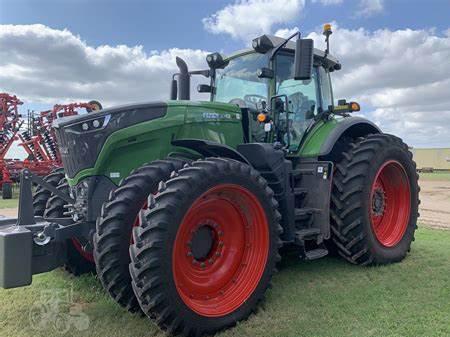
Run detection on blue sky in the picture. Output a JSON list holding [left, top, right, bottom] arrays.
[[0, 0, 449, 151], [2, 0, 448, 53]]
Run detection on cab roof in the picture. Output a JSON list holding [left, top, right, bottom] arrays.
[[225, 34, 341, 72]]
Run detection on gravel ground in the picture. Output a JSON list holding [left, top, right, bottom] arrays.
[[418, 179, 450, 229]]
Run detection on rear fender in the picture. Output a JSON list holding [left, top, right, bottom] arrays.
[[319, 117, 381, 156], [299, 117, 381, 158]]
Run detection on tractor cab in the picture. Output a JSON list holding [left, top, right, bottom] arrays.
[[211, 45, 337, 150], [172, 25, 346, 152]]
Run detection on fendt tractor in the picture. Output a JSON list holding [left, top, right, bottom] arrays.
[[0, 25, 419, 336]]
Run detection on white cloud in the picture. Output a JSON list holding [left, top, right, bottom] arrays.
[[356, 0, 384, 17], [274, 27, 299, 39], [1, 23, 449, 148], [202, 0, 305, 42], [312, 0, 343, 5], [0, 24, 210, 107], [307, 25, 450, 147]]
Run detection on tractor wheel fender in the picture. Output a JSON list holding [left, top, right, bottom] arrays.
[[171, 139, 251, 165], [319, 117, 381, 156]]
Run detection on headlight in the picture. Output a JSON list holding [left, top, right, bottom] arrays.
[[66, 114, 111, 134]]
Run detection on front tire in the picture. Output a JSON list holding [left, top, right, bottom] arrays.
[[129, 158, 281, 336], [330, 134, 419, 265], [93, 158, 187, 312], [33, 168, 65, 216], [44, 178, 96, 275]]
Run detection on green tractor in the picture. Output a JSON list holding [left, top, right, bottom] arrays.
[[0, 25, 419, 336]]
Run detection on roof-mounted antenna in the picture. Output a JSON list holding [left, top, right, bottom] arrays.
[[323, 23, 332, 58]]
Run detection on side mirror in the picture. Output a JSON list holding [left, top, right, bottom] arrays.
[[197, 84, 212, 93], [270, 95, 288, 114], [294, 38, 314, 80], [170, 79, 177, 100]]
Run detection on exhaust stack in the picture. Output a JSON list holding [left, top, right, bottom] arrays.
[[175, 57, 190, 100]]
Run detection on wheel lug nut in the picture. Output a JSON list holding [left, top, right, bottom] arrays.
[[218, 241, 224, 247], [200, 262, 206, 268], [208, 258, 214, 264], [187, 252, 192, 257], [218, 231, 223, 236], [215, 252, 221, 257]]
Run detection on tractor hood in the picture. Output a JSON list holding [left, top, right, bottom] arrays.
[[53, 101, 168, 179]]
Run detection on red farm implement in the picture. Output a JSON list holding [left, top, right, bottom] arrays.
[[0, 93, 23, 198], [1, 96, 102, 199]]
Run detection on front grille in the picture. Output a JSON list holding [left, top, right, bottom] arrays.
[[54, 102, 167, 178]]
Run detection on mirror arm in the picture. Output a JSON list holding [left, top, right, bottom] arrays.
[[189, 69, 210, 77], [269, 31, 300, 61]]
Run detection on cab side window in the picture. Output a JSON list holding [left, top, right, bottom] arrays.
[[275, 53, 319, 150], [318, 66, 333, 111]]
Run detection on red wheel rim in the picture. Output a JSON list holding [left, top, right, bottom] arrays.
[[71, 239, 94, 262], [172, 184, 269, 317], [370, 160, 411, 247]]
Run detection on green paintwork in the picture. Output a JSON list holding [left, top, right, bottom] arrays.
[[67, 101, 243, 186], [297, 117, 342, 157]]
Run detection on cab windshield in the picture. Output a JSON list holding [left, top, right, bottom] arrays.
[[213, 53, 269, 108]]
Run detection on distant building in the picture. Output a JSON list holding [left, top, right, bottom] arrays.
[[411, 148, 450, 171]]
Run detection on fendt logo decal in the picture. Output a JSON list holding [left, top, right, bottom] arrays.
[[202, 112, 236, 120]]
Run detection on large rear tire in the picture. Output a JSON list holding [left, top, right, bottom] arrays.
[[129, 158, 282, 336], [330, 134, 419, 265], [93, 158, 187, 312], [44, 178, 96, 275]]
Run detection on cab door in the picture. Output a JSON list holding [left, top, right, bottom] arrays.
[[275, 53, 320, 151]]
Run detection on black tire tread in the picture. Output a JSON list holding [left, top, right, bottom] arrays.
[[129, 158, 282, 337], [330, 134, 419, 265], [2, 182, 12, 199], [33, 168, 65, 216], [94, 158, 187, 312]]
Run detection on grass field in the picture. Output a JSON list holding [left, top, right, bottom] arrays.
[[0, 189, 19, 208], [0, 227, 448, 337]]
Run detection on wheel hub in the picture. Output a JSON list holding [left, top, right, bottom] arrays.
[[372, 188, 386, 216], [189, 224, 216, 261], [172, 184, 270, 317]]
